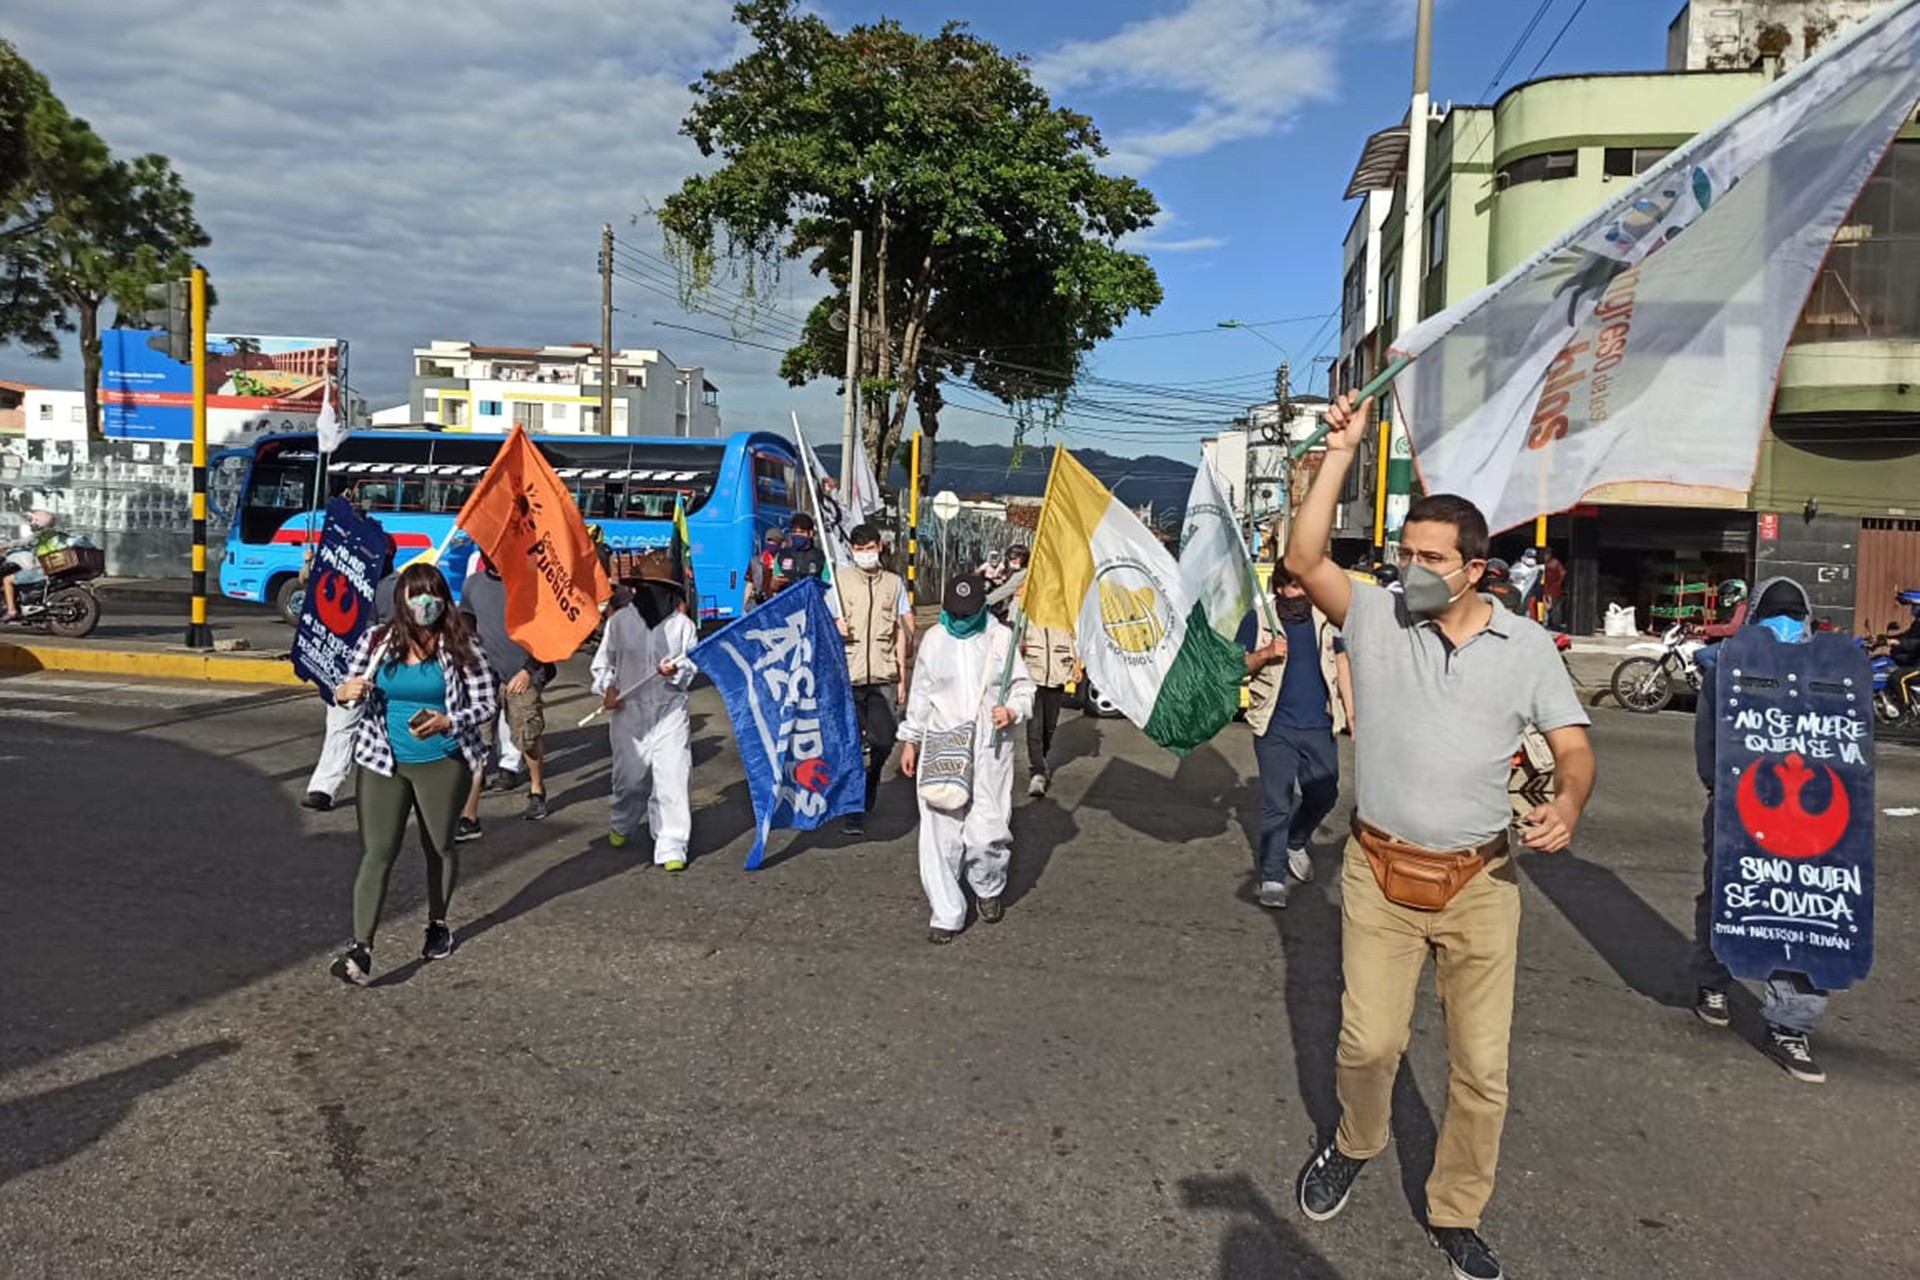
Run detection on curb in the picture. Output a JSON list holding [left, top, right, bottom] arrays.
[[0, 641, 307, 687]]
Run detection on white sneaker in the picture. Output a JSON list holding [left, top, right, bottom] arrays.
[[1028, 773, 1049, 797], [1287, 847, 1314, 882], [1257, 879, 1291, 909]]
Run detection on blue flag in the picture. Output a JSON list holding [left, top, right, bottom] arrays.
[[292, 498, 387, 704], [689, 578, 864, 869]]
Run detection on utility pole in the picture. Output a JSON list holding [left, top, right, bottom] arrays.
[[1272, 361, 1292, 553], [1383, 0, 1434, 553], [840, 228, 863, 495], [600, 223, 614, 436]]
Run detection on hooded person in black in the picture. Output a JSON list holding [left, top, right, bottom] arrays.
[[1690, 576, 1833, 1083]]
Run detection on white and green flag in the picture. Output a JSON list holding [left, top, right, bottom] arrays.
[[1178, 463, 1259, 641], [1026, 447, 1243, 755]]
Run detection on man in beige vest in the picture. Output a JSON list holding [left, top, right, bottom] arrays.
[[839, 523, 914, 836], [1243, 562, 1354, 909], [1019, 608, 1080, 797]]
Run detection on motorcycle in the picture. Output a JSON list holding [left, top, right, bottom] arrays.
[[1609, 622, 1705, 714], [0, 527, 105, 640], [1862, 588, 1920, 727]]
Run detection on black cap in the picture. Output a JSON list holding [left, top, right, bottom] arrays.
[[1755, 580, 1809, 620], [944, 573, 987, 618]]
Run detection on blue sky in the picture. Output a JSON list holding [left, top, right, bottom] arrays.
[[2, 0, 1695, 463]]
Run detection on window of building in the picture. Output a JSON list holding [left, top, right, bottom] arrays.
[[70, 406, 82, 423], [441, 398, 466, 427], [511, 401, 544, 430], [1426, 203, 1447, 271], [548, 403, 571, 423], [1603, 146, 1672, 178], [1342, 256, 1368, 328], [1380, 267, 1398, 333], [37, 403, 51, 420], [478, 400, 502, 416], [1795, 140, 1920, 343], [1495, 150, 1578, 189]]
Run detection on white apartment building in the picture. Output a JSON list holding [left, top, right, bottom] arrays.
[[409, 341, 722, 438]]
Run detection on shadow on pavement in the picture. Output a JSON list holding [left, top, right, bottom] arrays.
[[1079, 743, 1253, 845], [1007, 793, 1077, 909], [0, 1039, 240, 1187], [1518, 851, 1695, 1008], [1178, 1172, 1344, 1279]]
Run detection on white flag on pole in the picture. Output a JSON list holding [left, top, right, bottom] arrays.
[[1391, 0, 1920, 531], [1178, 463, 1259, 642], [790, 418, 861, 568], [315, 377, 347, 454]]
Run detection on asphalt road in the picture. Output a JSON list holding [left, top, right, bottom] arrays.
[[2, 667, 1917, 1279]]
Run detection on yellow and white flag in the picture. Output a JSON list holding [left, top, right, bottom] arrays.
[[1026, 447, 1243, 755]]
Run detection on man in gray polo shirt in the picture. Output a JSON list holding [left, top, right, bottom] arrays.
[[1283, 390, 1595, 1280]]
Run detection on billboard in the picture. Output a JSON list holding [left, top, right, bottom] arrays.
[[101, 330, 340, 445]]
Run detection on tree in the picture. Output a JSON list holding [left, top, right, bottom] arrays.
[[0, 40, 65, 358], [660, 0, 1162, 474], [0, 45, 209, 438]]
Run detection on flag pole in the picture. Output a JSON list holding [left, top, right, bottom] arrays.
[[577, 652, 690, 726], [1288, 354, 1410, 459], [790, 411, 846, 617]]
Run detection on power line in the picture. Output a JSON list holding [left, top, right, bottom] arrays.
[[1480, 0, 1557, 100], [1524, 0, 1592, 80]]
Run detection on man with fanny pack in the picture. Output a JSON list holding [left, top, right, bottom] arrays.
[[1281, 389, 1595, 1280]]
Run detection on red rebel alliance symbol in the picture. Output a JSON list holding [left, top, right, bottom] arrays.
[[792, 758, 830, 793], [1736, 753, 1849, 859], [313, 570, 361, 636]]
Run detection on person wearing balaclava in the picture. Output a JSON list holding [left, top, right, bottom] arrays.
[[1689, 575, 1834, 1083], [590, 564, 701, 871], [897, 573, 1034, 943], [1241, 562, 1354, 910]]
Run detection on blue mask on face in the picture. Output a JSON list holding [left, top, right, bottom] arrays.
[[1758, 614, 1809, 644]]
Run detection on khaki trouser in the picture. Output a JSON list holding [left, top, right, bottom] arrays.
[[1333, 835, 1520, 1229]]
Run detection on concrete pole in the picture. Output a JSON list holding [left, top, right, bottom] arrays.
[[840, 229, 863, 494], [1385, 0, 1434, 548], [600, 223, 614, 436]]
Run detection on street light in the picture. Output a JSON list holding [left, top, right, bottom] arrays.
[[1216, 319, 1291, 358]]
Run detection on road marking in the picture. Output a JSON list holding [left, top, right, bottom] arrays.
[[0, 707, 75, 720]]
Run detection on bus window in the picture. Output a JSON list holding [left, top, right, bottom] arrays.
[[238, 462, 315, 543], [623, 488, 689, 520], [427, 480, 473, 513], [396, 479, 430, 511], [571, 485, 611, 520], [752, 452, 795, 510], [351, 479, 399, 511]]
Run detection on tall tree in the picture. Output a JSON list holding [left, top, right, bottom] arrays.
[[0, 46, 209, 439], [661, 0, 1162, 473], [0, 40, 65, 358]]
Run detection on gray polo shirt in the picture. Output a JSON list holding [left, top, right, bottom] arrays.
[[1343, 582, 1587, 850]]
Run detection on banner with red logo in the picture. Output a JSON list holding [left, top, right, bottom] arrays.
[[292, 498, 388, 704], [687, 577, 864, 869], [1711, 629, 1875, 989]]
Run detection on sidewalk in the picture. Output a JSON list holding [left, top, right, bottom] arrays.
[[2, 580, 304, 686]]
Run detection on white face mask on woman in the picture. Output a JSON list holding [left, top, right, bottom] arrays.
[[852, 548, 881, 571]]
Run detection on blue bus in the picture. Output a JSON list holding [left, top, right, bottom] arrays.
[[213, 428, 800, 623]]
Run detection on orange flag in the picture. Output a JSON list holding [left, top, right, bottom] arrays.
[[454, 424, 611, 662]]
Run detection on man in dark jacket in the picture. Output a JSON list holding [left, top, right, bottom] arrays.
[[1690, 576, 1833, 1083], [773, 513, 827, 592]]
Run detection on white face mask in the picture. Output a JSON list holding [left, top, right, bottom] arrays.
[[852, 549, 881, 570]]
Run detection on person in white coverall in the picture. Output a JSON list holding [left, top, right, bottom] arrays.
[[898, 573, 1036, 943], [591, 568, 700, 871]]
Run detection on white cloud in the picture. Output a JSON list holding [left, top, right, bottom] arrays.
[[1033, 0, 1396, 172], [0, 0, 841, 429]]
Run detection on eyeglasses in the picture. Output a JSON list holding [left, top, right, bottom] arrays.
[[1394, 549, 1466, 571]]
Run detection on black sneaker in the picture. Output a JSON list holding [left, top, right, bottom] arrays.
[[928, 927, 956, 945], [1296, 1139, 1367, 1222], [522, 793, 549, 822], [422, 920, 454, 961], [977, 895, 1004, 924], [300, 791, 333, 812], [487, 768, 524, 792], [455, 816, 483, 843], [843, 813, 867, 837], [330, 944, 372, 987], [1764, 1024, 1827, 1083], [1694, 985, 1730, 1028], [1429, 1227, 1503, 1280]]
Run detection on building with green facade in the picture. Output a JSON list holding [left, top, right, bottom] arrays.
[[1335, 1, 1920, 635]]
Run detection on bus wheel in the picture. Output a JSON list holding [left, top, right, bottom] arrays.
[[274, 576, 305, 625]]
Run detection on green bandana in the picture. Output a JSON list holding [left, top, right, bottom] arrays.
[[941, 608, 988, 639]]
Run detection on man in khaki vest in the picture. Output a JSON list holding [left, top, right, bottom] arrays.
[[1243, 562, 1354, 909], [839, 523, 914, 836], [1019, 603, 1080, 797]]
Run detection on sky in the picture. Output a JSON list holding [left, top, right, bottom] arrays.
[[1, 0, 1698, 465]]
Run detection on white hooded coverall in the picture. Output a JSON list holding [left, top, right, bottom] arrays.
[[899, 619, 1036, 930], [591, 605, 700, 864]]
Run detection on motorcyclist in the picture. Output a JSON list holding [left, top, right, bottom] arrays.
[[1888, 601, 1920, 713], [1, 511, 56, 622]]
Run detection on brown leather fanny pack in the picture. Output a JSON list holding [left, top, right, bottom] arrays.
[[1351, 815, 1508, 912]]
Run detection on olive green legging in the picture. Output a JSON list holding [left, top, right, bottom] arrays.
[[352, 755, 472, 944]]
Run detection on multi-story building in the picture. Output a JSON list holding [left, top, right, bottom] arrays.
[[409, 341, 722, 439], [1336, 0, 1919, 634]]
